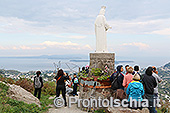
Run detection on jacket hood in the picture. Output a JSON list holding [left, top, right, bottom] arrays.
[[145, 67, 153, 76], [130, 81, 141, 89]]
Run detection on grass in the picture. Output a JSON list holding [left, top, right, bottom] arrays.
[[0, 82, 54, 113]]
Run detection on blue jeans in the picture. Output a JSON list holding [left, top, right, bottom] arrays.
[[145, 93, 156, 113]]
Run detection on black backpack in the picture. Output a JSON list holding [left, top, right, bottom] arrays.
[[111, 72, 120, 90]]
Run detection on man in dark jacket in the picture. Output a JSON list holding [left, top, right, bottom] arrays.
[[142, 67, 157, 113], [110, 65, 124, 90], [34, 71, 43, 99]]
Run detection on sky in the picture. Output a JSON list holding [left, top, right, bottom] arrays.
[[0, 0, 170, 60]]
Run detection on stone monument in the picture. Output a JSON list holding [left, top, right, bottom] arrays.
[[90, 6, 115, 75]]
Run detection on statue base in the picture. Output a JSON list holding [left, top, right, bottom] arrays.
[[89, 53, 115, 75]]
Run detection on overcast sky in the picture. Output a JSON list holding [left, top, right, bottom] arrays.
[[0, 0, 170, 59]]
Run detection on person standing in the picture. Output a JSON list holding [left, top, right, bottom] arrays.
[[142, 67, 157, 113], [152, 66, 162, 112], [126, 73, 144, 110], [34, 71, 43, 99], [110, 65, 125, 90], [125, 65, 129, 75], [71, 73, 79, 96], [123, 66, 134, 88], [133, 65, 142, 82], [55, 69, 69, 107]]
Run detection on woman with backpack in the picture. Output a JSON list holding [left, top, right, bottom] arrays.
[[34, 71, 43, 99], [55, 69, 69, 107], [110, 65, 124, 90], [110, 65, 125, 100]]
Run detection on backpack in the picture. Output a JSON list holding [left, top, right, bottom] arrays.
[[34, 76, 41, 88], [116, 89, 126, 100], [111, 72, 120, 90], [74, 78, 79, 84]]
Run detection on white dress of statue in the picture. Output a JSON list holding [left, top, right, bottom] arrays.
[[95, 6, 111, 53]]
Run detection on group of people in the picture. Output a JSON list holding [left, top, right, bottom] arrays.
[[110, 65, 162, 113], [33, 69, 79, 107], [33, 65, 162, 112]]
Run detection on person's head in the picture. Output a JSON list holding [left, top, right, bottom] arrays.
[[127, 66, 134, 74], [134, 65, 140, 71], [82, 67, 85, 71], [36, 71, 41, 77], [73, 73, 77, 78], [57, 69, 64, 76], [152, 66, 158, 74], [133, 73, 140, 81], [125, 65, 129, 72], [145, 67, 153, 76], [117, 65, 123, 73], [85, 65, 89, 69]]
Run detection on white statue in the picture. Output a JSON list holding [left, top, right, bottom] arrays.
[[95, 6, 111, 53]]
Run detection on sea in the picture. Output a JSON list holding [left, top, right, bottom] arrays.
[[0, 56, 169, 72]]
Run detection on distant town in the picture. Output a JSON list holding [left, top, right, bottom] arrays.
[[0, 61, 170, 104]]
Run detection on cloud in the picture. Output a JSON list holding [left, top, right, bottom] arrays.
[[41, 41, 79, 46], [1, 14, 170, 36], [151, 28, 170, 35], [122, 42, 150, 50], [41, 41, 93, 50], [68, 35, 86, 39], [19, 46, 46, 50], [108, 17, 170, 35], [0, 41, 92, 52], [0, 45, 46, 50]]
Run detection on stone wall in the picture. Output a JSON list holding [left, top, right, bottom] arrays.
[[79, 85, 149, 113], [89, 53, 115, 75]]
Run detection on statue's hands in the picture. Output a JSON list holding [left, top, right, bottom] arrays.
[[109, 26, 112, 29]]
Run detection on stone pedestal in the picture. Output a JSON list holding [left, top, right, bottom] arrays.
[[89, 53, 115, 75]]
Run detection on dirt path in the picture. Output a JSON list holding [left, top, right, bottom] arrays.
[[47, 94, 87, 113], [48, 104, 87, 113]]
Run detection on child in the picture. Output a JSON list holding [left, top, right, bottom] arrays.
[[71, 73, 79, 96]]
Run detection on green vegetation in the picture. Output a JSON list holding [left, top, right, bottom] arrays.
[[0, 82, 53, 113], [94, 109, 107, 113], [42, 81, 56, 95], [91, 68, 102, 76], [0, 75, 55, 113], [97, 75, 110, 81]]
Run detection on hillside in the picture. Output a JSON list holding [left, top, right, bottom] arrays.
[[164, 62, 170, 69]]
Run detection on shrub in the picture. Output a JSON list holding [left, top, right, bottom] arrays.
[[15, 78, 34, 93], [91, 68, 102, 76], [42, 81, 56, 96]]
